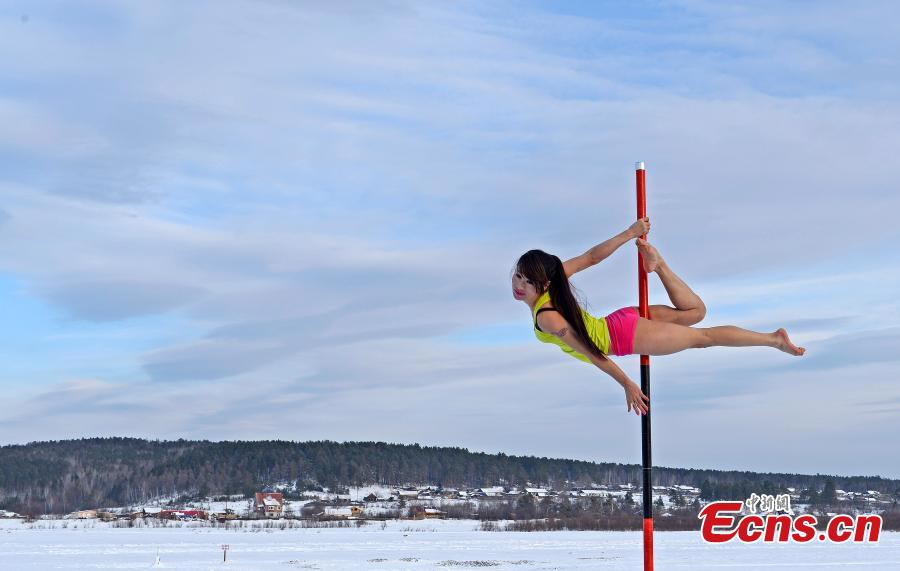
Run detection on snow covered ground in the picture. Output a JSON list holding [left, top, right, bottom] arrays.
[[0, 519, 896, 570]]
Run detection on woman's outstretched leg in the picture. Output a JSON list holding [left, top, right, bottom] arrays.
[[636, 239, 706, 326], [632, 317, 805, 357]]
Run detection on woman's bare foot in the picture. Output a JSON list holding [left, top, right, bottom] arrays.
[[773, 328, 805, 356], [636, 239, 662, 273]]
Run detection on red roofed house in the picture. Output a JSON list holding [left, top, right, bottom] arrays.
[[254, 492, 284, 518]]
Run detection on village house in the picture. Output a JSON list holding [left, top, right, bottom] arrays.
[[478, 486, 505, 497], [410, 506, 445, 520], [524, 488, 550, 498], [319, 506, 363, 519], [212, 508, 238, 522], [159, 509, 208, 521], [395, 488, 420, 500], [254, 492, 284, 519], [70, 509, 97, 519]]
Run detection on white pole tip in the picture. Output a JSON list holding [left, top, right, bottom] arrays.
[[635, 161, 645, 170]]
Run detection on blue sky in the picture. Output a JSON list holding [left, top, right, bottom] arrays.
[[1, 0, 899, 480]]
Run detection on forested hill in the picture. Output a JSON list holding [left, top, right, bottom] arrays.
[[1, 437, 896, 514]]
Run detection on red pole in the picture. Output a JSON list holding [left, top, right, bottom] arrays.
[[636, 161, 654, 571]]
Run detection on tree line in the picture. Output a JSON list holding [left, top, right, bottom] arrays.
[[0, 437, 896, 515]]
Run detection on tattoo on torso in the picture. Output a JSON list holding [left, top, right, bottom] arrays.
[[552, 326, 569, 337]]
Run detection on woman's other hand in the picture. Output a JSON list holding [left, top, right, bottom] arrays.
[[624, 380, 650, 416]]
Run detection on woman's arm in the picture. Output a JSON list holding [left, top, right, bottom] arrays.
[[592, 354, 632, 387], [596, 357, 650, 416], [538, 312, 650, 415], [563, 217, 650, 277]]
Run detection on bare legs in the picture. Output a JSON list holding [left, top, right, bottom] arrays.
[[632, 318, 805, 356], [629, 239, 806, 357]]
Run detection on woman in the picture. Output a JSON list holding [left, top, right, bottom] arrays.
[[512, 217, 805, 417]]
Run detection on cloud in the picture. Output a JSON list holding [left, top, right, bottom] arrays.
[[787, 327, 900, 371], [35, 278, 207, 322], [756, 316, 858, 333], [0, 379, 154, 429], [142, 339, 293, 382], [141, 317, 458, 383]]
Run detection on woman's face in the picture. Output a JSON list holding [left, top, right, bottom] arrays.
[[512, 269, 546, 305]]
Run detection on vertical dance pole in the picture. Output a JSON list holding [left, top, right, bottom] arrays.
[[635, 161, 654, 571]]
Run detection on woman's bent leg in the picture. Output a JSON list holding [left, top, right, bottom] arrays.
[[632, 317, 805, 356], [636, 240, 706, 325]]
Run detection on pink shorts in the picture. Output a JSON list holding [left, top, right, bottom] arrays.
[[605, 306, 638, 356]]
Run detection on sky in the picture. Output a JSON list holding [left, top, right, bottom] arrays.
[[1, 0, 899, 480]]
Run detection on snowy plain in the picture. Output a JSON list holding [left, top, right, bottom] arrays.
[[0, 519, 897, 570]]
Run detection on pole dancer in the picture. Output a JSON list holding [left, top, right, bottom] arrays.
[[511, 179, 804, 416], [511, 164, 805, 568], [511, 162, 806, 563]]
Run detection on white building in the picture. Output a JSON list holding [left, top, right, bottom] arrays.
[[254, 492, 284, 518]]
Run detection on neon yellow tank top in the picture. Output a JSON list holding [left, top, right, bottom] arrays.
[[532, 290, 610, 363]]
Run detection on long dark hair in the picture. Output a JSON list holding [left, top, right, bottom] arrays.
[[515, 249, 606, 361]]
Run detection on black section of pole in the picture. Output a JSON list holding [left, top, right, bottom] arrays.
[[641, 363, 652, 519]]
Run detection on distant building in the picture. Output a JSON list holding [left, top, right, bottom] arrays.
[[70, 510, 97, 520], [254, 492, 285, 518], [478, 487, 504, 497], [672, 485, 700, 493], [396, 489, 420, 500], [212, 509, 238, 522], [410, 506, 445, 519], [524, 488, 550, 498], [159, 509, 208, 521], [320, 506, 363, 519]]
